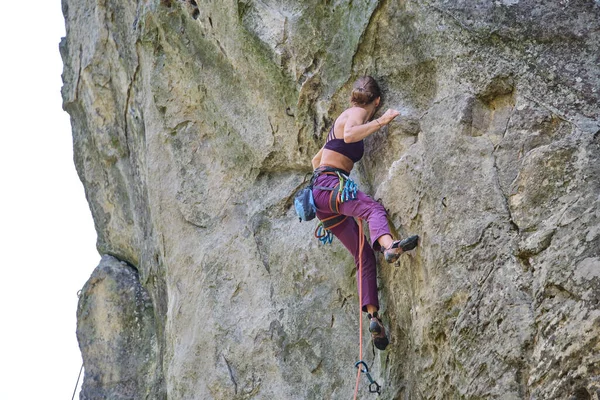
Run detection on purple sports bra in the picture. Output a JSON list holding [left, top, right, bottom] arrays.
[[323, 119, 364, 163]]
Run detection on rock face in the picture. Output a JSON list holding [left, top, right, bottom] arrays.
[[76, 255, 161, 399], [61, 0, 600, 399]]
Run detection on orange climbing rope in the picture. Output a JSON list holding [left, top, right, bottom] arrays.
[[353, 218, 365, 400], [353, 219, 382, 398]]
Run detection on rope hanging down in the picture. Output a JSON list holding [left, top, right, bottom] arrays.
[[353, 219, 381, 399], [71, 363, 84, 400]]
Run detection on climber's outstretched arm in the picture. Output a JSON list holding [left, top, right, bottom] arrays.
[[343, 108, 400, 143]]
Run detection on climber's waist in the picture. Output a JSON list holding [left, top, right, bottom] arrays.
[[312, 167, 358, 213], [311, 166, 358, 241], [312, 165, 350, 182], [314, 165, 350, 176]]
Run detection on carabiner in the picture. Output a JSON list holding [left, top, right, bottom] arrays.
[[354, 361, 381, 395]]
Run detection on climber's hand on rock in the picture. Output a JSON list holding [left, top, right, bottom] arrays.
[[378, 109, 401, 125]]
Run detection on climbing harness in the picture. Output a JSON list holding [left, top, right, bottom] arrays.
[[353, 219, 381, 399], [312, 167, 357, 244]]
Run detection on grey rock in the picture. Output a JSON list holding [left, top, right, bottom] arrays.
[[63, 0, 600, 398], [77, 255, 161, 399]]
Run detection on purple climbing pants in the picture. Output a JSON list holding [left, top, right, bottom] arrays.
[[312, 173, 392, 312]]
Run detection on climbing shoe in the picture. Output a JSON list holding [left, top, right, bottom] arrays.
[[368, 312, 389, 351], [384, 235, 419, 263]]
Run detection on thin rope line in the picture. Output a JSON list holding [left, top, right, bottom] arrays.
[[353, 219, 365, 400], [72, 363, 83, 400]]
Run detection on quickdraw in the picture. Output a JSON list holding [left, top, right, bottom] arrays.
[[339, 172, 358, 203], [355, 361, 381, 395]]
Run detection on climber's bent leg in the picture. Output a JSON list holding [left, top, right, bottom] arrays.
[[335, 190, 392, 252], [335, 190, 420, 260]]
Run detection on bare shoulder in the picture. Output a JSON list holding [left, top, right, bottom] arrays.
[[340, 107, 368, 122], [334, 107, 368, 137]]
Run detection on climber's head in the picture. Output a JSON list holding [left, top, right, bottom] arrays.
[[350, 76, 381, 107]]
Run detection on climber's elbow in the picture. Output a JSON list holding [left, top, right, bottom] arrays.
[[343, 131, 359, 143]]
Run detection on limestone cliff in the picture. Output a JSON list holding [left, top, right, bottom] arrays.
[[61, 0, 600, 399]]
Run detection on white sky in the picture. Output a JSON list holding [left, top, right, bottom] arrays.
[[0, 2, 99, 399]]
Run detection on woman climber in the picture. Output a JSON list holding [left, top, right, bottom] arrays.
[[311, 76, 419, 350]]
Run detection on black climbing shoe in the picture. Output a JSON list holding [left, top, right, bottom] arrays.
[[384, 235, 419, 263], [368, 313, 389, 351]]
